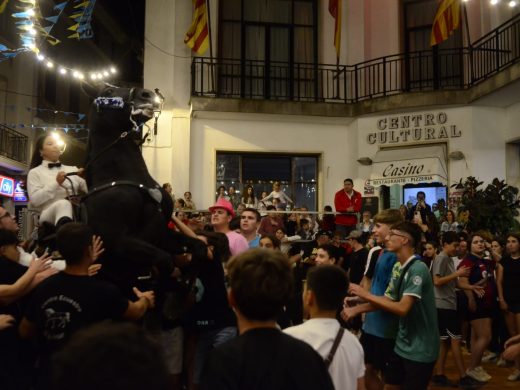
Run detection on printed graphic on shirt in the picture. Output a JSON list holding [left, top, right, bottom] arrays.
[[41, 295, 82, 341]]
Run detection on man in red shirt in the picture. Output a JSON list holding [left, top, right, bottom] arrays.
[[334, 178, 362, 239]]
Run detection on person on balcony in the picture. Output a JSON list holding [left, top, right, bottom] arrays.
[[27, 134, 88, 232]]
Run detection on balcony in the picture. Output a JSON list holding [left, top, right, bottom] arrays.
[[0, 124, 29, 171], [191, 13, 520, 115]]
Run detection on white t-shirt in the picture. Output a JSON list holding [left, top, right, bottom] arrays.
[[284, 318, 365, 390]]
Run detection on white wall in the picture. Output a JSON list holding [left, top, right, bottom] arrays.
[[190, 114, 354, 210]]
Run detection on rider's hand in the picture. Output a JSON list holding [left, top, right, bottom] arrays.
[[56, 171, 67, 185]]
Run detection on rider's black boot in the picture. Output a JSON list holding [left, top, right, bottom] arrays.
[[56, 216, 73, 231]]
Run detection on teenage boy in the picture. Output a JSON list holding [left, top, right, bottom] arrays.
[[239, 208, 261, 248], [349, 221, 440, 390], [19, 223, 155, 385], [284, 266, 365, 390], [209, 198, 249, 256], [200, 249, 334, 390], [342, 209, 402, 390], [431, 231, 481, 387]]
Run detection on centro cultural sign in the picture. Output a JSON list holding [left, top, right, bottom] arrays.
[[367, 112, 462, 144]]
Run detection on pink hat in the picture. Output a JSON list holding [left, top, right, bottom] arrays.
[[209, 198, 235, 217]]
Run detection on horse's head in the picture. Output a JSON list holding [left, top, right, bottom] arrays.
[[85, 83, 163, 136]]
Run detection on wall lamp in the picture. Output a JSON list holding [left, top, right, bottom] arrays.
[[357, 157, 373, 165], [448, 151, 465, 160]]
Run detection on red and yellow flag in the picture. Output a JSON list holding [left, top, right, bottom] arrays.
[[184, 0, 209, 55], [430, 0, 461, 46], [329, 0, 341, 59]]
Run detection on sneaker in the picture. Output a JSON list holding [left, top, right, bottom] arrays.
[[481, 352, 498, 362], [459, 375, 484, 388], [465, 368, 489, 383], [508, 369, 520, 381], [474, 367, 491, 381], [497, 357, 508, 367]]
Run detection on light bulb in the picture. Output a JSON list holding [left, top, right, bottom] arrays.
[[72, 71, 80, 78], [29, 28, 37, 35], [36, 54, 44, 61], [509, 0, 517, 6], [110, 67, 117, 73], [46, 61, 54, 68], [490, 0, 499, 4], [103, 71, 109, 77], [26, 8, 35, 16], [59, 68, 67, 75], [90, 73, 97, 80], [77, 73, 85, 80], [97, 73, 103, 79]]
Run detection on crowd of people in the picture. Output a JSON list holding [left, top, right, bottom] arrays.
[[1, 141, 520, 390]]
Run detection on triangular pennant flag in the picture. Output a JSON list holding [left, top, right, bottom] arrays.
[[68, 23, 79, 31], [2, 52, 17, 58], [77, 113, 86, 121], [0, 0, 8, 15], [12, 11, 31, 18], [70, 12, 82, 19], [67, 32, 80, 39], [74, 1, 89, 9], [47, 37, 61, 45], [54, 1, 68, 12], [41, 25, 53, 35], [15, 20, 32, 25], [45, 15, 59, 24], [0, 44, 8, 51]]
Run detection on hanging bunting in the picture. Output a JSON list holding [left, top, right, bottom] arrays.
[[68, 0, 96, 40]]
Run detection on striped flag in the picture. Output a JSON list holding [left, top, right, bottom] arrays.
[[329, 0, 341, 59], [430, 0, 461, 46], [184, 0, 209, 55]]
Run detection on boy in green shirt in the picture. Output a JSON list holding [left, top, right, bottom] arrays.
[[349, 221, 439, 389]]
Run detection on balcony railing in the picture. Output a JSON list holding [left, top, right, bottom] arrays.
[[0, 124, 29, 164], [192, 12, 520, 103]]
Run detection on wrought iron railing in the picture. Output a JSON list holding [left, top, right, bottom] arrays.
[[0, 124, 29, 164], [192, 13, 520, 103]]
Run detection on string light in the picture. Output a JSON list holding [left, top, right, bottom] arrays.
[[509, 0, 517, 6], [16, 1, 118, 81], [490, 0, 500, 4]]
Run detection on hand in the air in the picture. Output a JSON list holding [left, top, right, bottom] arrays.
[[91, 235, 105, 261], [0, 314, 15, 331]]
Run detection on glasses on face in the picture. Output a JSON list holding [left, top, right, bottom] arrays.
[[388, 230, 410, 239], [0, 212, 11, 220]]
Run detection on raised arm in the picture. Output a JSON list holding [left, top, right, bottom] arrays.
[[0, 254, 51, 305]]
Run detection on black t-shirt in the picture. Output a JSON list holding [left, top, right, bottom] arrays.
[[501, 255, 520, 303], [335, 245, 349, 271], [0, 257, 27, 319], [200, 328, 334, 390], [184, 255, 235, 330], [348, 247, 369, 284], [364, 247, 382, 280], [25, 272, 129, 356]]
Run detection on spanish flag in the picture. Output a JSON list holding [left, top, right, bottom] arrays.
[[329, 0, 341, 59], [184, 0, 209, 55], [430, 0, 461, 46]]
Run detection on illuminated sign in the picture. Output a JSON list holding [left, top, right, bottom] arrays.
[[14, 180, 27, 202], [0, 175, 14, 197]]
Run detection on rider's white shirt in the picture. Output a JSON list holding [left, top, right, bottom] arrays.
[[27, 160, 87, 213]]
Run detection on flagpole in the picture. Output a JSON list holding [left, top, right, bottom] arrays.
[[462, 1, 473, 84], [205, 0, 215, 93]]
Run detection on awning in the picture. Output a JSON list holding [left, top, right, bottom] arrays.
[[368, 145, 448, 187]]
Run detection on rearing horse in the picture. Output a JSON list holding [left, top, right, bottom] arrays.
[[81, 84, 179, 292]]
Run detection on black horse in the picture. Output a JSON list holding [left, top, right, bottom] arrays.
[[81, 84, 182, 293]]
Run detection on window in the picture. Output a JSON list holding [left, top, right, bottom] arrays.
[[218, 0, 317, 99], [403, 0, 463, 90], [216, 152, 318, 210]]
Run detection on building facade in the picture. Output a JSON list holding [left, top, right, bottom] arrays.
[[143, 0, 520, 211]]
